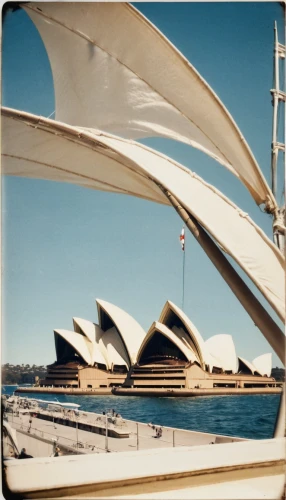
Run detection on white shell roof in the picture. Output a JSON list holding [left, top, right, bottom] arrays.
[[159, 301, 208, 368], [137, 321, 197, 364], [73, 317, 103, 344], [204, 352, 223, 373], [237, 356, 257, 375], [53, 299, 147, 370], [99, 327, 129, 369], [73, 318, 95, 343], [72, 318, 112, 367], [171, 326, 199, 363], [54, 329, 92, 365], [96, 299, 146, 364], [90, 344, 108, 368], [205, 334, 238, 373], [252, 353, 272, 377]]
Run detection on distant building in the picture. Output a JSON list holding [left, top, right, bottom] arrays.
[[40, 299, 277, 390]]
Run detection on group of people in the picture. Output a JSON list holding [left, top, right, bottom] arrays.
[[18, 448, 33, 459], [148, 422, 163, 438], [155, 427, 163, 438], [17, 444, 61, 459], [103, 409, 122, 418]]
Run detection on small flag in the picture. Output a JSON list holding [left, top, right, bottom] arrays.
[[180, 228, 185, 251]]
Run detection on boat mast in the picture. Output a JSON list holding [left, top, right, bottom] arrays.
[[271, 21, 285, 252], [158, 185, 285, 363]]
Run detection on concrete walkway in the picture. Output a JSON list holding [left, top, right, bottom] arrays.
[[113, 387, 283, 397], [7, 408, 245, 458], [15, 387, 112, 395], [15, 385, 282, 397]]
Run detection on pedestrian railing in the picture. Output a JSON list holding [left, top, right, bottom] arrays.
[[7, 410, 238, 457], [7, 414, 114, 454]]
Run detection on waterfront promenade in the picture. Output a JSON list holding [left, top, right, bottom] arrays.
[[113, 387, 283, 397], [6, 408, 245, 458], [15, 386, 282, 397], [15, 387, 112, 395]]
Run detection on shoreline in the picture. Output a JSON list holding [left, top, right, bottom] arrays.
[[15, 387, 113, 395], [113, 387, 282, 397], [14, 386, 282, 397]]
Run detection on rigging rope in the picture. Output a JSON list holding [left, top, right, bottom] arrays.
[[182, 226, 186, 312]]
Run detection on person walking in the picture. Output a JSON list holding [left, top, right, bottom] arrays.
[[54, 446, 61, 457], [28, 416, 32, 433], [18, 448, 33, 459]]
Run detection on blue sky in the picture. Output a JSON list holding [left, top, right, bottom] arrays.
[[2, 2, 284, 368]]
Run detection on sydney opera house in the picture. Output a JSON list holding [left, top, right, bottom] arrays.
[[40, 299, 276, 390]]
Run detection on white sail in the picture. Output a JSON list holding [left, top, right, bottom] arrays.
[[2, 108, 284, 321], [23, 2, 275, 209]]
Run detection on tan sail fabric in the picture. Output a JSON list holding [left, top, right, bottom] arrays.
[[2, 108, 284, 321], [24, 2, 275, 208]]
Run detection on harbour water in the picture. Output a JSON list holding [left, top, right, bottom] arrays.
[[2, 386, 280, 440]]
